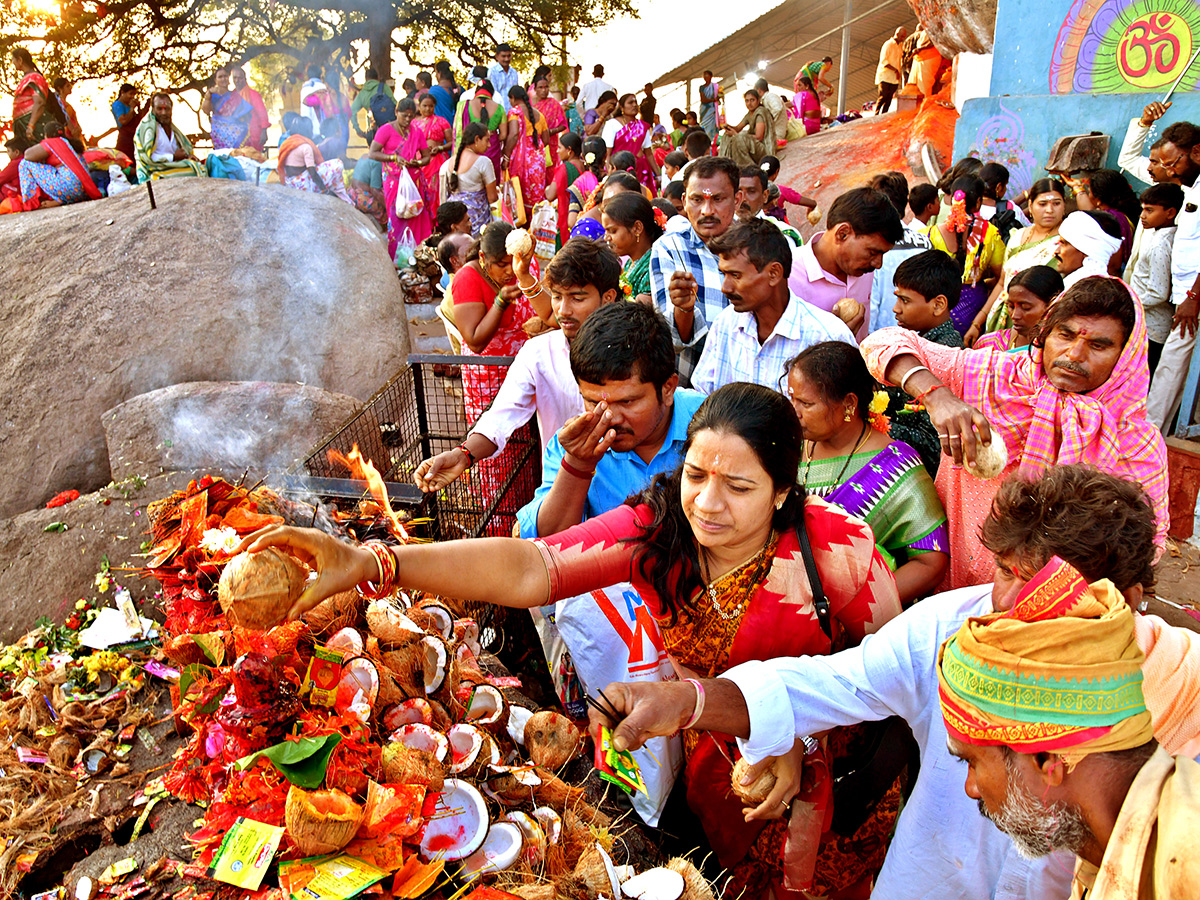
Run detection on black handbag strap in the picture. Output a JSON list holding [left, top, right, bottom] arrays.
[[795, 514, 832, 640]]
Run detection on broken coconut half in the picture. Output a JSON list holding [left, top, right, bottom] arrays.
[[622, 868, 686, 900], [422, 635, 451, 694], [507, 705, 534, 746], [459, 821, 525, 879], [366, 599, 425, 644], [448, 723, 500, 777], [391, 722, 450, 762], [531, 806, 562, 845], [382, 697, 435, 732], [503, 811, 547, 866], [414, 601, 455, 639], [418, 778, 489, 861], [326, 626, 364, 656], [465, 683, 508, 730]]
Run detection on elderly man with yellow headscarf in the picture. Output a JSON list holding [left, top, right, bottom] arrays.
[[940, 558, 1200, 899]]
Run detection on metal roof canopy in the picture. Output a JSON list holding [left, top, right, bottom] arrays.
[[651, 0, 918, 114]]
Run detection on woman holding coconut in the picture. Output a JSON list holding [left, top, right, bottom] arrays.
[[241, 382, 902, 898]]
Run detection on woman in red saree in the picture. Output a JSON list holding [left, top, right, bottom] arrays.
[[413, 93, 452, 222], [10, 47, 56, 151], [369, 97, 434, 258], [503, 86, 547, 209], [243, 383, 904, 899]]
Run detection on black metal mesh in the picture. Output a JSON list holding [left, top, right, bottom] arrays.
[[302, 355, 541, 542]]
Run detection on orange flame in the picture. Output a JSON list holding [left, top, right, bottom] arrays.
[[327, 443, 410, 542]]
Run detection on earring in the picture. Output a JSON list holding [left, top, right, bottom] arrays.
[[775, 498, 785, 510], [843, 408, 852, 422]]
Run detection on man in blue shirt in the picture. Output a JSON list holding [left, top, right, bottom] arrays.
[[517, 301, 704, 538], [516, 300, 700, 827], [428, 70, 457, 123], [487, 43, 521, 113]]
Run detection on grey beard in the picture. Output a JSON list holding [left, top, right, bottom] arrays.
[[980, 756, 1093, 859]]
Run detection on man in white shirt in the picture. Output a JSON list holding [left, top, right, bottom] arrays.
[[589, 465, 1200, 900], [692, 218, 854, 395], [1119, 100, 1181, 187], [413, 238, 621, 492], [1144, 118, 1200, 431], [577, 64, 615, 116], [874, 26, 907, 114], [487, 43, 521, 112]]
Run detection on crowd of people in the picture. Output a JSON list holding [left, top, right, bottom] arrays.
[[8, 34, 1200, 900]]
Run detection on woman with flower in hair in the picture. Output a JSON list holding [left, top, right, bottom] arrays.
[[923, 174, 1005, 333], [546, 131, 585, 246], [600, 191, 666, 304], [787, 341, 949, 606], [563, 137, 606, 234]]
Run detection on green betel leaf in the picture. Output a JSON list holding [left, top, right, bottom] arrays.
[[234, 734, 343, 788]]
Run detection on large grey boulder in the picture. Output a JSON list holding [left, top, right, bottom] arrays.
[[0, 178, 408, 517], [103, 381, 365, 482]]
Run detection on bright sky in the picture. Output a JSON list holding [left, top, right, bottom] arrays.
[[58, 0, 787, 144]]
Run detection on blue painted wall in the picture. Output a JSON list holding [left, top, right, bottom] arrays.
[[953, 0, 1200, 196]]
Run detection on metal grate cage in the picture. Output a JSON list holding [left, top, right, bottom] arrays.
[[302, 354, 542, 542]]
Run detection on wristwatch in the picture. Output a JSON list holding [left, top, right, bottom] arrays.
[[799, 734, 819, 756]]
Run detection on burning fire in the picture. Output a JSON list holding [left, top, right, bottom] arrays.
[[327, 444, 411, 542]]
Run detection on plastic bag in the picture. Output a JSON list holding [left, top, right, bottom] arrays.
[[531, 585, 680, 826], [499, 171, 527, 227], [393, 227, 417, 268], [529, 202, 558, 264], [107, 165, 132, 196], [394, 167, 424, 219]]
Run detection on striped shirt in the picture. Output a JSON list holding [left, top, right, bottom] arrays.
[[691, 293, 857, 395], [649, 221, 730, 386]]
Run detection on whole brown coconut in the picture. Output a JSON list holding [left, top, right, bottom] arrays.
[[730, 757, 776, 806], [380, 742, 446, 791], [524, 711, 582, 770], [217, 549, 307, 631]]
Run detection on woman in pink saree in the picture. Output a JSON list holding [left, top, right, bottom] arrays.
[[603, 94, 660, 195], [504, 86, 547, 208], [370, 98, 434, 259], [414, 93, 452, 222]]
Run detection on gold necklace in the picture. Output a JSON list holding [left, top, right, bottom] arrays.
[[700, 533, 775, 621], [801, 421, 869, 488]]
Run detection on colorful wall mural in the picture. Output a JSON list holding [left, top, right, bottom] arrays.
[[955, 0, 1199, 194], [1050, 0, 1200, 94]]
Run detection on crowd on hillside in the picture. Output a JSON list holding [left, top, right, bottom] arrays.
[[8, 33, 1200, 900]]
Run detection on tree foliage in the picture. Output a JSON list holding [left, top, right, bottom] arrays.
[[0, 0, 636, 95]]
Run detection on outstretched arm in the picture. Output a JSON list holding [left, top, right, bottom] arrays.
[[238, 525, 551, 621]]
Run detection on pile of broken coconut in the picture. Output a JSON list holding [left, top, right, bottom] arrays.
[[143, 476, 720, 900]]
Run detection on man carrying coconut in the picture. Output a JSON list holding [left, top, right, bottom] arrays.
[[860, 275, 1167, 591], [595, 464, 1200, 900]]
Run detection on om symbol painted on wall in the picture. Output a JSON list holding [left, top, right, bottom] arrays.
[[1050, 0, 1200, 94], [1118, 12, 1191, 87]]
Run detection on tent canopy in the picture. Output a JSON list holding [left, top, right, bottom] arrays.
[[651, 0, 918, 111]]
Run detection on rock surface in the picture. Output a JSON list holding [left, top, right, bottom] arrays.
[[0, 178, 409, 518], [906, 0, 997, 55], [103, 381, 362, 482], [0, 471, 197, 644]]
